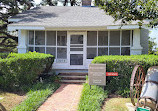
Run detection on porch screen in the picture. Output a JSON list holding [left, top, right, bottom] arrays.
[[87, 31, 97, 59], [86, 30, 131, 59], [28, 31, 67, 59]]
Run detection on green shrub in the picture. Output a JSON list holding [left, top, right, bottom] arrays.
[[12, 82, 60, 111], [92, 55, 158, 97], [0, 52, 54, 91], [0, 53, 9, 59], [78, 83, 108, 111]]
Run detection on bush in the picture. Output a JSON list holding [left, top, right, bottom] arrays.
[[12, 82, 60, 111], [0, 53, 9, 59], [92, 55, 158, 97], [78, 83, 108, 111], [0, 52, 54, 91]]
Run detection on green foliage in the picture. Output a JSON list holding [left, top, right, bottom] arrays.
[[148, 37, 157, 54], [155, 48, 158, 55], [0, 0, 34, 52], [40, 0, 79, 6], [0, 53, 9, 59], [78, 83, 108, 111], [96, 0, 158, 27], [92, 55, 158, 97], [0, 52, 54, 91], [12, 82, 60, 111]]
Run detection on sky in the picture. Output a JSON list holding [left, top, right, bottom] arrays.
[[34, 0, 158, 48], [34, 0, 42, 4], [149, 29, 158, 48]]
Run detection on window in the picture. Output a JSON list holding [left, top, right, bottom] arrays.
[[57, 31, 67, 46], [70, 35, 83, 51], [122, 30, 130, 46], [35, 47, 45, 53], [87, 31, 97, 59], [70, 54, 83, 65], [121, 47, 130, 55], [87, 31, 97, 46], [57, 31, 67, 59], [28, 31, 67, 59], [98, 31, 108, 46], [87, 48, 97, 59], [47, 31, 56, 45], [29, 31, 34, 45], [98, 31, 108, 56], [109, 48, 120, 55], [46, 47, 56, 56], [35, 31, 45, 45], [110, 31, 120, 46], [70, 35, 83, 44], [86, 30, 131, 59], [57, 48, 67, 59], [98, 48, 108, 56]]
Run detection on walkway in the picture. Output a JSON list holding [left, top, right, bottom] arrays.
[[38, 84, 83, 111]]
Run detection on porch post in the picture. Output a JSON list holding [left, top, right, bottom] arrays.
[[17, 30, 27, 53], [131, 29, 143, 55]]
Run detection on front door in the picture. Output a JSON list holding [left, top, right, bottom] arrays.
[[68, 32, 86, 69]]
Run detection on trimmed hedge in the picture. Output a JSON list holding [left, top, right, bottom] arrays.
[[92, 55, 158, 97], [0, 53, 9, 59], [0, 52, 54, 91]]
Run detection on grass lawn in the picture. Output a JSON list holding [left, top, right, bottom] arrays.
[[78, 83, 108, 111], [0, 91, 26, 111], [102, 98, 131, 111]]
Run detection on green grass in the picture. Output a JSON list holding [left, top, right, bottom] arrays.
[[12, 82, 60, 111], [78, 83, 108, 111], [103, 98, 134, 111]]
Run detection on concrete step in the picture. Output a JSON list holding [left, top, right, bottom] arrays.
[[59, 76, 86, 80], [59, 73, 88, 76], [60, 80, 85, 84], [58, 72, 87, 84]]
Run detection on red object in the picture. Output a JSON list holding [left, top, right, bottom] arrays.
[[106, 72, 118, 76]]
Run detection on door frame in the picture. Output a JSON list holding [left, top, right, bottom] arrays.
[[67, 31, 87, 69]]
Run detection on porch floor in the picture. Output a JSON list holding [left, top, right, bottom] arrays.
[[38, 84, 83, 111]]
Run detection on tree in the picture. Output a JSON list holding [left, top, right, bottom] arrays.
[[40, 0, 79, 6], [148, 37, 157, 54], [0, 0, 34, 52], [155, 48, 158, 55], [95, 0, 158, 28]]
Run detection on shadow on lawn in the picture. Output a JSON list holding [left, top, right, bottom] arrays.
[[0, 90, 26, 97], [0, 103, 6, 111]]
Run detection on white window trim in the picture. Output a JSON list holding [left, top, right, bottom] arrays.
[[86, 30, 132, 59], [28, 30, 67, 59], [28, 30, 132, 60]]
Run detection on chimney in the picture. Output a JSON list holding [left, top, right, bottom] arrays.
[[82, 0, 92, 7]]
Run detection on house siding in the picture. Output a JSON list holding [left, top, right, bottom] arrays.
[[140, 29, 149, 54]]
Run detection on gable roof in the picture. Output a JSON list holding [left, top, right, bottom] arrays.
[[9, 6, 122, 28], [9, 6, 149, 29]]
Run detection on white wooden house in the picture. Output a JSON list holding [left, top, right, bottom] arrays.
[[8, 0, 149, 70]]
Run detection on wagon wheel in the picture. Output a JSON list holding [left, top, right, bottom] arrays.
[[130, 65, 146, 106]]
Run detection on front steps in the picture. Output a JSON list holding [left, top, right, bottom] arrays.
[[58, 73, 88, 84]]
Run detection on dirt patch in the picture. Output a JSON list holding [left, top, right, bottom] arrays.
[[0, 91, 26, 111]]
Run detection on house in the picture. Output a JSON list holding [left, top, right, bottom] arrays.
[[8, 0, 149, 70]]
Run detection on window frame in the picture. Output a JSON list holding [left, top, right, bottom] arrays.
[[86, 30, 132, 59], [28, 30, 67, 59]]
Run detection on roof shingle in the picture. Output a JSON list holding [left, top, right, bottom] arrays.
[[9, 6, 141, 28]]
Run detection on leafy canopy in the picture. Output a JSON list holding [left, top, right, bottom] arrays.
[[96, 0, 158, 27], [0, 0, 34, 52]]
